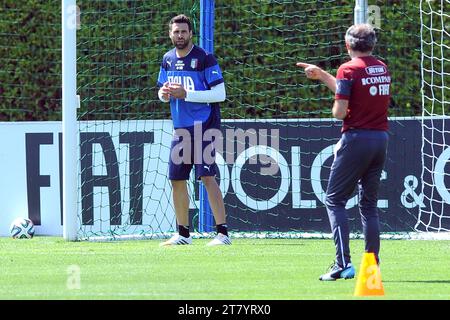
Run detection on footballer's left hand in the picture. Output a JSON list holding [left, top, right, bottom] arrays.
[[168, 83, 187, 99]]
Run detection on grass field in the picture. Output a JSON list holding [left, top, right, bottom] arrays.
[[0, 236, 449, 300]]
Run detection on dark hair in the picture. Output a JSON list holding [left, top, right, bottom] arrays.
[[345, 24, 377, 53], [169, 14, 192, 31]]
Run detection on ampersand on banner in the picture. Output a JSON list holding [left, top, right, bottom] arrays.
[[401, 175, 425, 208]]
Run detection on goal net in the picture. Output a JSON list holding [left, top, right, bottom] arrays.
[[72, 0, 355, 240], [73, 0, 198, 240], [64, 1, 423, 240], [418, 0, 450, 232]]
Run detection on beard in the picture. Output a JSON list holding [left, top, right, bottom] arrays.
[[173, 38, 190, 50]]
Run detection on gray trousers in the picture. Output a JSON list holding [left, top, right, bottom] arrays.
[[325, 129, 388, 267]]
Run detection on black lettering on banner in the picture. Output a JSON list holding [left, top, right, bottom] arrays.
[[119, 132, 154, 225], [80, 132, 121, 225], [25, 133, 53, 225]]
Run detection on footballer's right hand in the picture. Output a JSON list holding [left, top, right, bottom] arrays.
[[160, 82, 171, 101]]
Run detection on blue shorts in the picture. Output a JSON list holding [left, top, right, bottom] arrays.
[[169, 109, 220, 181]]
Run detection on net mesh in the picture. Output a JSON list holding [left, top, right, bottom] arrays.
[[418, 0, 450, 232], [1, 1, 440, 239], [69, 0, 426, 240], [76, 0, 200, 239]]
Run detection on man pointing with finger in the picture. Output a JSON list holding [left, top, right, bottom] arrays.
[[296, 24, 391, 281]]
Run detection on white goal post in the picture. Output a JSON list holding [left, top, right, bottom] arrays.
[[62, 0, 79, 241], [354, 0, 368, 24]]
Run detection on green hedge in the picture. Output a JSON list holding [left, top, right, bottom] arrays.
[[216, 0, 422, 118], [0, 0, 62, 121], [0, 1, 422, 121]]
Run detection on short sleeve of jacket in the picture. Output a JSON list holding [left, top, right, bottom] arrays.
[[204, 54, 224, 87], [335, 65, 353, 100], [157, 61, 168, 88]]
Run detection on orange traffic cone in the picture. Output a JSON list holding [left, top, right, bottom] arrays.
[[354, 252, 385, 296]]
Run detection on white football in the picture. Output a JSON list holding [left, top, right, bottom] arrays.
[[10, 217, 35, 239]]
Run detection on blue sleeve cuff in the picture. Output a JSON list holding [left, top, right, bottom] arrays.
[[209, 78, 224, 87]]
